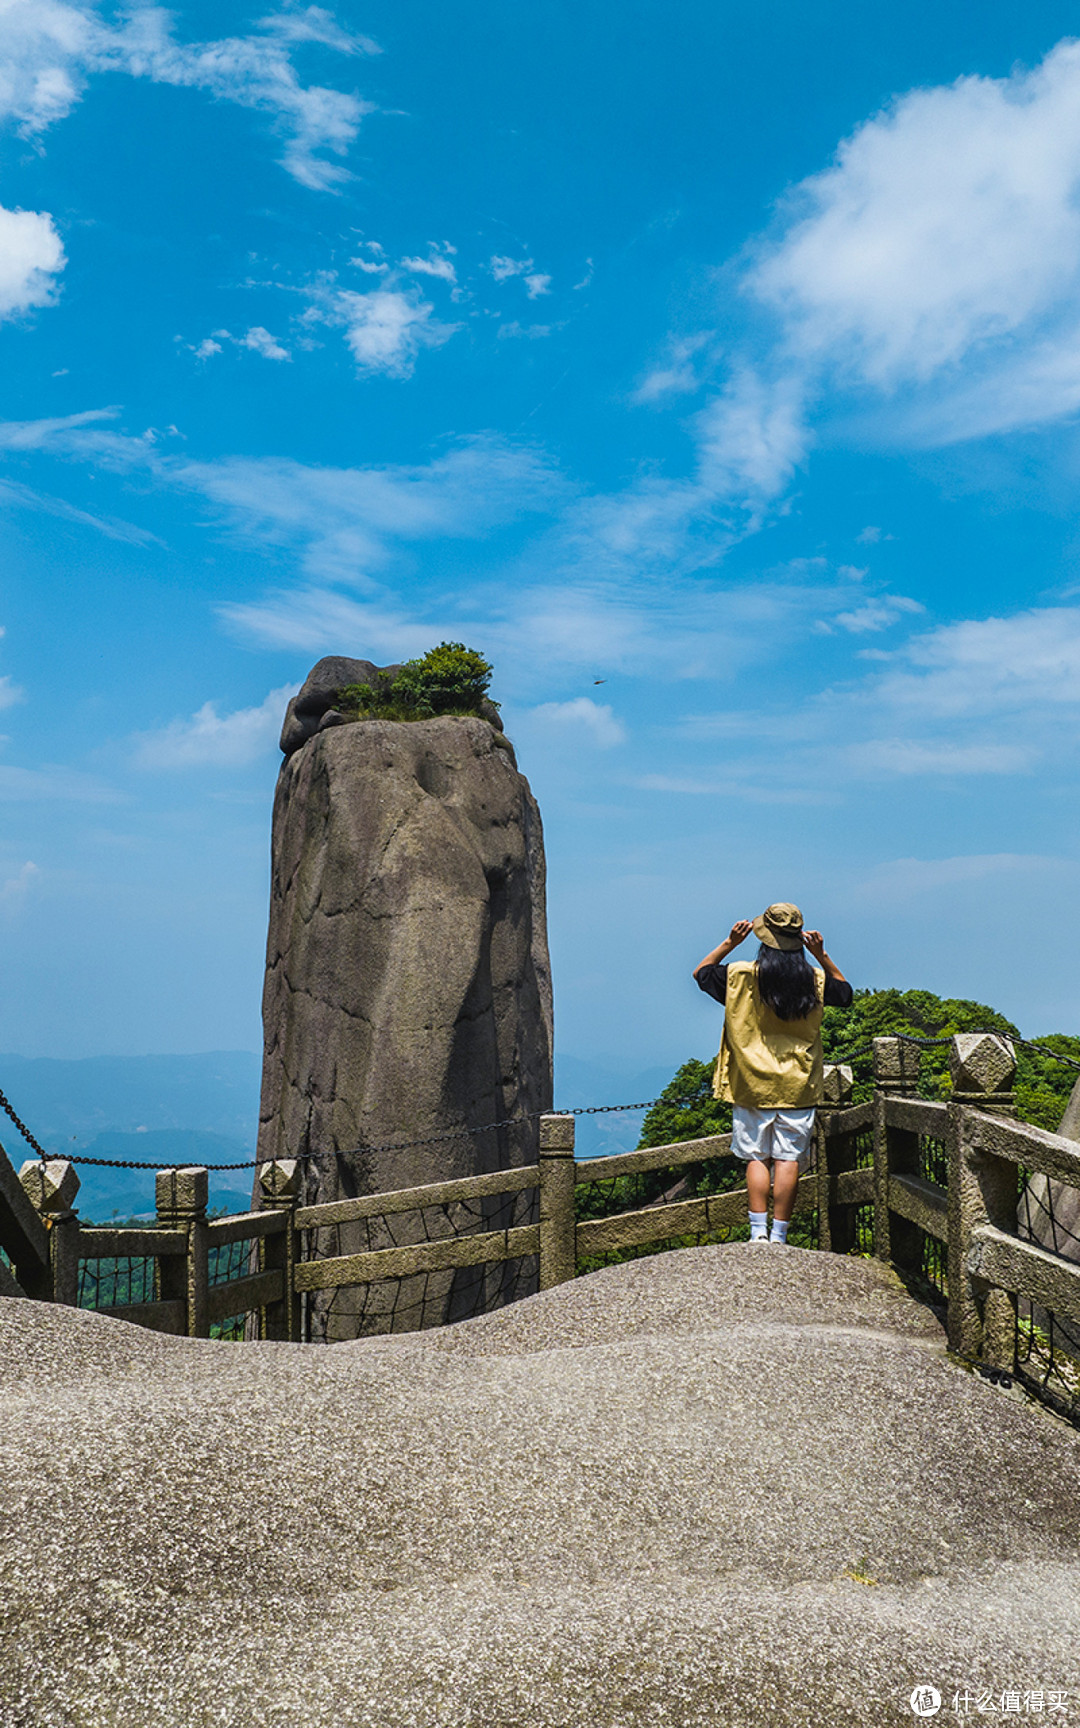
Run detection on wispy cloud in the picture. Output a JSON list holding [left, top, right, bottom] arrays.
[[131, 684, 297, 769], [633, 334, 712, 404], [399, 243, 457, 284], [0, 764, 123, 802], [0, 859, 38, 909], [489, 255, 551, 298], [858, 853, 1067, 898], [194, 325, 291, 362], [0, 2, 377, 190], [0, 475, 160, 544], [528, 698, 626, 747]]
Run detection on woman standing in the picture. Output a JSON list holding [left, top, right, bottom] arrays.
[[692, 903, 852, 1245]]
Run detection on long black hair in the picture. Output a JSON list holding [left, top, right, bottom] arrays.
[[755, 943, 819, 1021]]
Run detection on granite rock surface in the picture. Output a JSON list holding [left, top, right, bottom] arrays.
[[2, 1245, 1079, 1728], [256, 704, 552, 1337]]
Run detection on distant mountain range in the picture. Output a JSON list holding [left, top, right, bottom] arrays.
[[0, 1048, 684, 1220], [0, 1051, 261, 1220]]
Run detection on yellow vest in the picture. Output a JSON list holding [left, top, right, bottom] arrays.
[[713, 961, 826, 1108]]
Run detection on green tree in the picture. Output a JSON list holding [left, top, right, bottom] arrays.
[[340, 642, 495, 722], [638, 989, 1079, 1137]]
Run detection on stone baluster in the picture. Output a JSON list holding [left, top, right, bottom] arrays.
[[20, 1158, 81, 1306], [872, 1037, 922, 1268], [156, 1166, 209, 1338], [258, 1158, 302, 1341], [945, 1033, 1019, 1368], [816, 1064, 854, 1253], [538, 1114, 576, 1290]]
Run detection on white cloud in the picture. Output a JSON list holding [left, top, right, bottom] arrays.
[[874, 605, 1080, 717], [0, 673, 21, 709], [399, 244, 457, 284], [0, 201, 65, 320], [0, 2, 375, 190], [497, 321, 554, 341], [199, 325, 290, 362], [0, 475, 157, 543], [822, 594, 923, 635], [303, 285, 457, 377], [528, 698, 625, 747], [131, 683, 297, 769], [726, 36, 1080, 460], [179, 435, 565, 586], [693, 369, 808, 511], [634, 335, 711, 404], [843, 740, 1030, 776], [860, 853, 1064, 897], [0, 763, 121, 801], [753, 42, 1080, 388], [490, 255, 550, 296]]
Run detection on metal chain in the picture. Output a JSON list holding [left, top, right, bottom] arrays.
[[3, 1026, 1077, 1173], [0, 1084, 50, 1160]]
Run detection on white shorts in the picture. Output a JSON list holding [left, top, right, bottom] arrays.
[[731, 1106, 815, 1169]]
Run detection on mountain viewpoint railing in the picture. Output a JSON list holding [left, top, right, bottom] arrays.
[[2, 1032, 1079, 1419]]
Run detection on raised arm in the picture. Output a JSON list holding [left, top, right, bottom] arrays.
[[802, 930, 846, 982], [693, 919, 752, 977]]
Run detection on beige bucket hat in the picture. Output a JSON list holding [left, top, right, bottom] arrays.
[[752, 902, 805, 951]]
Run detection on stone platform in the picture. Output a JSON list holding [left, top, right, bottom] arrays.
[[1, 1245, 1078, 1726]]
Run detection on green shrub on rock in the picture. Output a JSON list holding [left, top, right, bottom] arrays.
[[340, 642, 496, 722]]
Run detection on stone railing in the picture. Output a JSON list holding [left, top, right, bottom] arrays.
[[6, 1033, 1080, 1387]]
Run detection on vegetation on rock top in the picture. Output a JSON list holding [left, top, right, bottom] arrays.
[[339, 642, 497, 723]]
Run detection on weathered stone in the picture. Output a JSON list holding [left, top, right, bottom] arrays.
[[293, 655, 388, 719], [871, 1035, 921, 1092], [258, 1158, 301, 1206], [155, 1165, 208, 1220], [2, 1249, 1079, 1726], [316, 708, 348, 731], [1017, 1075, 1080, 1306], [950, 1031, 1016, 1102], [822, 1063, 853, 1105], [278, 695, 315, 756], [19, 1158, 79, 1214], [256, 703, 553, 1338]]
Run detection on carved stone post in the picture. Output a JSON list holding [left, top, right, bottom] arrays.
[[156, 1166, 209, 1338], [872, 1037, 922, 1269], [20, 1159, 81, 1307], [816, 1064, 853, 1253], [258, 1159, 301, 1341], [538, 1114, 576, 1290], [946, 1034, 1018, 1368]]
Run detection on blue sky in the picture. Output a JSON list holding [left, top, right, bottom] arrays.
[[2, 1, 1080, 1075]]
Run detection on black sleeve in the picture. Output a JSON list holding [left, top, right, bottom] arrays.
[[824, 977, 854, 1008], [694, 962, 728, 1004]]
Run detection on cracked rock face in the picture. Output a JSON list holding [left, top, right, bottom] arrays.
[[255, 700, 552, 1338]]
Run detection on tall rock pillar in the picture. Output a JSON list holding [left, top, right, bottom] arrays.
[[256, 658, 553, 1339]]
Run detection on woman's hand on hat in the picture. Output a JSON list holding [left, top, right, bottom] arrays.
[[728, 919, 752, 945], [802, 929, 826, 962]]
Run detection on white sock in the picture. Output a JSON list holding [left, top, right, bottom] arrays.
[[770, 1218, 790, 1244], [749, 1211, 768, 1240]]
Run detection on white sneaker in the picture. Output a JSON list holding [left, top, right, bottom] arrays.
[[749, 1233, 770, 1244]]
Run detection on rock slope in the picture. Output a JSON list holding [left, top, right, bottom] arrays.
[[2, 1246, 1079, 1727]]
